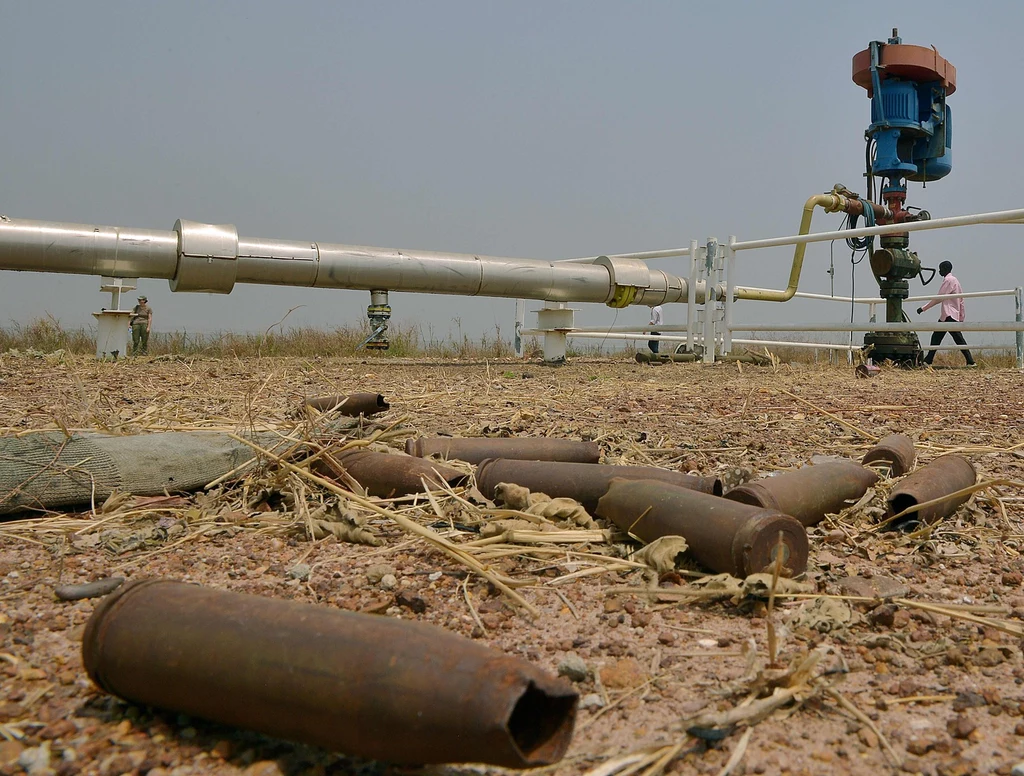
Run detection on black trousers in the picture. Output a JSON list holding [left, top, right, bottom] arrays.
[[924, 317, 974, 365], [648, 332, 661, 354]]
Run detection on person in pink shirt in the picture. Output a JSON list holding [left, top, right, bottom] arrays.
[[917, 261, 975, 366]]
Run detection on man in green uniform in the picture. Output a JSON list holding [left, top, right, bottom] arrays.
[[130, 295, 153, 356]]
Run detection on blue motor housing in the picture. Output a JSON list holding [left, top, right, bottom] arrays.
[[869, 77, 953, 182]]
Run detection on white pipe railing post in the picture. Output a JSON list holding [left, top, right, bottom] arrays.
[[1017, 287, 1023, 369], [687, 239, 698, 353], [514, 299, 525, 358], [702, 238, 717, 363], [724, 236, 736, 355]]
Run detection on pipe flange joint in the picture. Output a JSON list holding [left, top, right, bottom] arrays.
[[170, 220, 239, 294], [595, 255, 651, 308]]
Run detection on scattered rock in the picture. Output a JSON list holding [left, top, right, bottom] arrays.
[[947, 713, 976, 739], [557, 654, 590, 682], [838, 574, 910, 600], [379, 574, 398, 591], [599, 658, 646, 689], [579, 693, 605, 710], [365, 564, 395, 584], [243, 761, 286, 776], [286, 563, 311, 581], [395, 590, 427, 613]]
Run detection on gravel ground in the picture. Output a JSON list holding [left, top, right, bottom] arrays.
[[1, 353, 1023, 776]]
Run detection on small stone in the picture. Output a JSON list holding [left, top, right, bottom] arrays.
[[599, 658, 646, 689], [838, 574, 910, 600], [603, 599, 622, 613], [947, 713, 976, 739], [869, 604, 897, 628], [857, 726, 878, 749], [428, 571, 443, 582], [579, 693, 605, 710], [365, 564, 395, 584], [1012, 762, 1024, 776], [557, 654, 590, 682], [975, 647, 1005, 667], [905, 738, 931, 756], [286, 563, 311, 581], [395, 590, 427, 613], [243, 762, 286, 776], [657, 632, 675, 646], [379, 574, 398, 591]]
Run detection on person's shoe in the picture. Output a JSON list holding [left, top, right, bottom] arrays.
[[965, 362, 978, 368]]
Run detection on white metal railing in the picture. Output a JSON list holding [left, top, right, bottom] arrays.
[[520, 205, 1024, 367]]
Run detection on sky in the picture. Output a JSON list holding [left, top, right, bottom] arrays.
[[2, 2, 1023, 348]]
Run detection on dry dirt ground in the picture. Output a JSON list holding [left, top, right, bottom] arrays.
[[1, 353, 1023, 776]]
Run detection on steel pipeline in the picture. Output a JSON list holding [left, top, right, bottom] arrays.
[[323, 449, 470, 497], [304, 393, 390, 416], [0, 216, 691, 307], [723, 461, 879, 527], [595, 478, 808, 577], [476, 458, 723, 513], [82, 579, 577, 767], [885, 455, 976, 526], [407, 437, 601, 466], [862, 434, 917, 476]]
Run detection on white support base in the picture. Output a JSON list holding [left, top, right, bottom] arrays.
[[93, 311, 132, 359], [535, 305, 575, 364]]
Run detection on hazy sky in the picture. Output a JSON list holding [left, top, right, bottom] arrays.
[[3, 2, 1022, 347]]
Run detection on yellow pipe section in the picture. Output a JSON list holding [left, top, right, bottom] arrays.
[[733, 193, 849, 302]]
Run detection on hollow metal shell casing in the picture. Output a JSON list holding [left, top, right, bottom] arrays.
[[476, 458, 722, 513], [327, 449, 469, 497], [303, 393, 390, 416], [723, 461, 879, 527], [862, 434, 917, 477], [886, 455, 976, 526], [83, 579, 578, 767], [595, 478, 808, 577], [406, 437, 600, 466]]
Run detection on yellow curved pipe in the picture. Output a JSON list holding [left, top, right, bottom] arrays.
[[734, 194, 846, 302]]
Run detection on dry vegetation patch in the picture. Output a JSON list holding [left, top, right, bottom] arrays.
[[1, 353, 1023, 776]]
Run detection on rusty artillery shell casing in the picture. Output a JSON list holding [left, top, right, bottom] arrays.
[[886, 455, 976, 526], [595, 478, 808, 577], [862, 434, 917, 476], [304, 392, 389, 416], [405, 436, 600, 466], [476, 458, 723, 513], [327, 449, 469, 497], [723, 461, 879, 527], [83, 579, 578, 767]]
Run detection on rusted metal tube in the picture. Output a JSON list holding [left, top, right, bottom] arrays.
[[83, 579, 577, 767], [723, 461, 879, 527], [304, 393, 389, 416], [595, 479, 808, 577], [322, 449, 470, 497], [862, 434, 917, 476], [886, 455, 976, 526], [406, 437, 600, 465], [476, 458, 723, 513]]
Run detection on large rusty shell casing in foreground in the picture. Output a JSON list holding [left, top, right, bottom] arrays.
[[303, 392, 389, 416], [886, 455, 976, 526], [406, 436, 600, 465], [476, 458, 723, 513], [83, 579, 578, 767], [723, 461, 879, 527], [330, 449, 470, 497], [595, 479, 808, 577], [862, 434, 917, 477]]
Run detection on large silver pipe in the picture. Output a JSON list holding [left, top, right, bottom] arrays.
[[0, 216, 696, 306]]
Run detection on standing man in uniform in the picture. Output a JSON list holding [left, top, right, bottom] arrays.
[[917, 261, 975, 366], [647, 303, 663, 355], [130, 295, 153, 356]]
